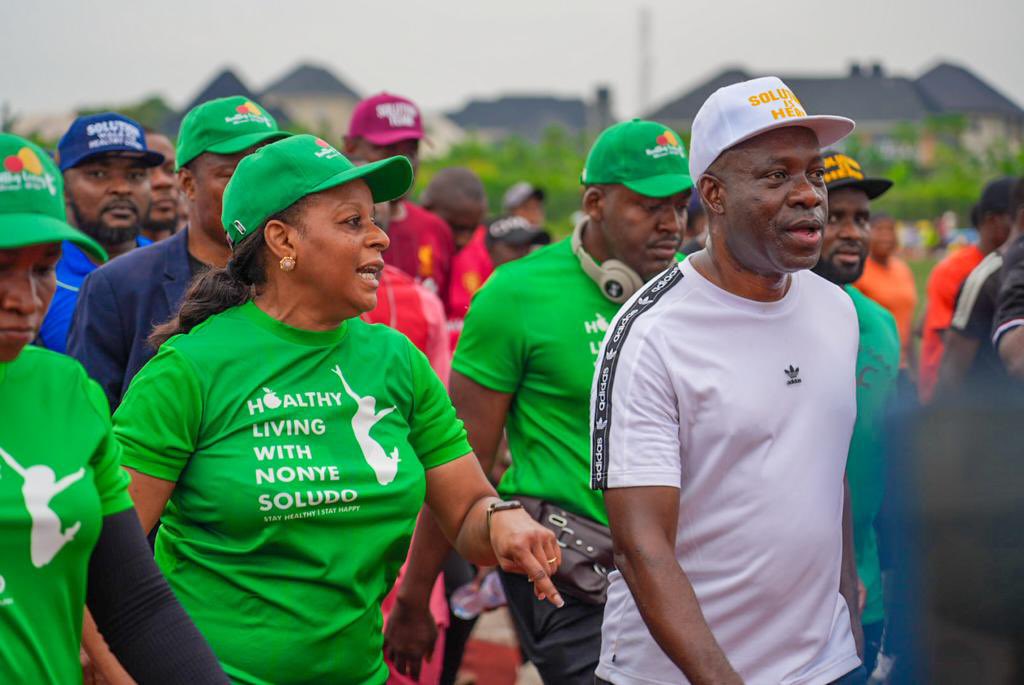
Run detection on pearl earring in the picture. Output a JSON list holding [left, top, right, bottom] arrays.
[[279, 256, 296, 272]]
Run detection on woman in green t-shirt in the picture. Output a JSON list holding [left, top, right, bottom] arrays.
[[0, 133, 227, 683], [112, 135, 564, 685]]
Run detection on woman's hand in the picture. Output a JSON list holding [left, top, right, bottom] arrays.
[[488, 508, 564, 608], [383, 596, 437, 680]]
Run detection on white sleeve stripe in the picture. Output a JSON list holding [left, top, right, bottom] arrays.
[[951, 253, 1002, 331], [591, 266, 684, 490], [993, 318, 1024, 347]]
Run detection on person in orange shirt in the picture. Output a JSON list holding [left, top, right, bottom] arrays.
[[855, 214, 919, 367], [918, 177, 1015, 402]]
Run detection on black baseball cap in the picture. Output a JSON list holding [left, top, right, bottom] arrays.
[[823, 151, 892, 199], [485, 215, 550, 248], [977, 177, 1015, 215], [502, 181, 545, 211]]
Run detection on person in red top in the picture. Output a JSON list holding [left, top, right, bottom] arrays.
[[854, 215, 919, 367], [360, 201, 452, 685], [345, 93, 455, 305], [919, 178, 1014, 402], [421, 167, 489, 251], [364, 263, 451, 383], [448, 215, 550, 348]]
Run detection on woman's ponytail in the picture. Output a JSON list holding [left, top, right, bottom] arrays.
[[148, 196, 311, 349], [148, 229, 269, 348]]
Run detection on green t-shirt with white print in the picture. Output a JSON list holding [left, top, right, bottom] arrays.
[[115, 301, 471, 685], [0, 347, 132, 685]]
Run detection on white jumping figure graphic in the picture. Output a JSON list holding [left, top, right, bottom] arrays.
[[331, 365, 401, 486], [0, 445, 85, 567]]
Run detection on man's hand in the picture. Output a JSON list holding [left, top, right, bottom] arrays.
[[383, 596, 438, 680], [605, 486, 742, 685], [850, 613, 865, 661]]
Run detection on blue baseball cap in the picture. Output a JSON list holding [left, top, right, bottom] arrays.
[[56, 112, 165, 172]]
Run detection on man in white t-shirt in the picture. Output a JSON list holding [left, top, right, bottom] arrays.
[[590, 77, 866, 685]]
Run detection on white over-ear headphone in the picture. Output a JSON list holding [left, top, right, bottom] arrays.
[[571, 219, 643, 304]]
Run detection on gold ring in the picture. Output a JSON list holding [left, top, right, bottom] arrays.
[[547, 558, 558, 564]]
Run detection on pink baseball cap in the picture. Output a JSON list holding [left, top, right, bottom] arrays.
[[348, 92, 424, 146]]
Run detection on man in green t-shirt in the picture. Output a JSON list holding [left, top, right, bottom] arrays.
[[812, 150, 900, 677], [387, 120, 693, 684]]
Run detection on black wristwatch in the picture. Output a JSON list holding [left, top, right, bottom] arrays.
[[486, 499, 523, 534]]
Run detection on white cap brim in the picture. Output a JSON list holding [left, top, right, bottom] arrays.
[[725, 115, 856, 162]]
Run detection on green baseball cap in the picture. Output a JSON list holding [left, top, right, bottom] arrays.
[[222, 134, 414, 246], [0, 133, 107, 261], [581, 119, 693, 198], [175, 96, 291, 170]]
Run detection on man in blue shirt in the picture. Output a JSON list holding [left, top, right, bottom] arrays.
[[37, 113, 163, 352]]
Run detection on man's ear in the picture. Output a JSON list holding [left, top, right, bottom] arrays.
[[178, 168, 197, 203], [263, 219, 299, 261], [699, 175, 726, 216], [342, 136, 358, 157], [583, 186, 606, 223]]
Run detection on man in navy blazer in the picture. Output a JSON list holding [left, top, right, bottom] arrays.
[[67, 95, 289, 409], [68, 229, 192, 407]]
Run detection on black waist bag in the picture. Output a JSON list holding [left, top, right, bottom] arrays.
[[519, 495, 614, 605]]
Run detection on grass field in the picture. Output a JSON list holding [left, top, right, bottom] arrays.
[[907, 256, 939, 321]]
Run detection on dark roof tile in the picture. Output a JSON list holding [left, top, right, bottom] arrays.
[[163, 68, 290, 136], [447, 95, 587, 140], [262, 63, 360, 100], [916, 62, 1023, 116], [647, 63, 1023, 126]]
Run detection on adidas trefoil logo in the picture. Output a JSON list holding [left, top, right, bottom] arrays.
[[785, 365, 802, 386]]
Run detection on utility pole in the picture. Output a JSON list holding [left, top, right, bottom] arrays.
[[637, 7, 652, 117]]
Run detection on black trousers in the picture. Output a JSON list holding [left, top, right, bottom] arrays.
[[498, 569, 604, 685], [440, 552, 478, 685]]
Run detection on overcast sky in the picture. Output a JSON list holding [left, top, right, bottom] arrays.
[[2, 0, 1021, 120]]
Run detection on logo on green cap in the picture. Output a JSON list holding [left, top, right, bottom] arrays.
[[581, 119, 693, 198], [225, 100, 274, 128], [646, 129, 686, 160], [314, 138, 342, 160], [1, 147, 57, 196]]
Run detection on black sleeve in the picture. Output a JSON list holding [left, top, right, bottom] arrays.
[[86, 509, 228, 684], [951, 266, 999, 340], [995, 241, 1024, 339]]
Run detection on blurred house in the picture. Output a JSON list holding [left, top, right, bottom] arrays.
[[647, 61, 1024, 163], [152, 64, 466, 154], [447, 85, 614, 142], [161, 67, 290, 137], [915, 63, 1024, 156], [260, 63, 361, 142], [418, 112, 467, 160], [8, 112, 76, 142]]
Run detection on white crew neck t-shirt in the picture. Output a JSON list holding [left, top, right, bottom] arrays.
[[590, 258, 861, 685]]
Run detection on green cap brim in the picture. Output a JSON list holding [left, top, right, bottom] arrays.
[[177, 130, 293, 170], [310, 155, 414, 205], [623, 173, 694, 198], [0, 213, 108, 262]]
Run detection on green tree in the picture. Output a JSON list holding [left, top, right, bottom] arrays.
[[78, 95, 175, 132]]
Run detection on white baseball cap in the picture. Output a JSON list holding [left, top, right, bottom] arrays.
[[688, 76, 855, 181]]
